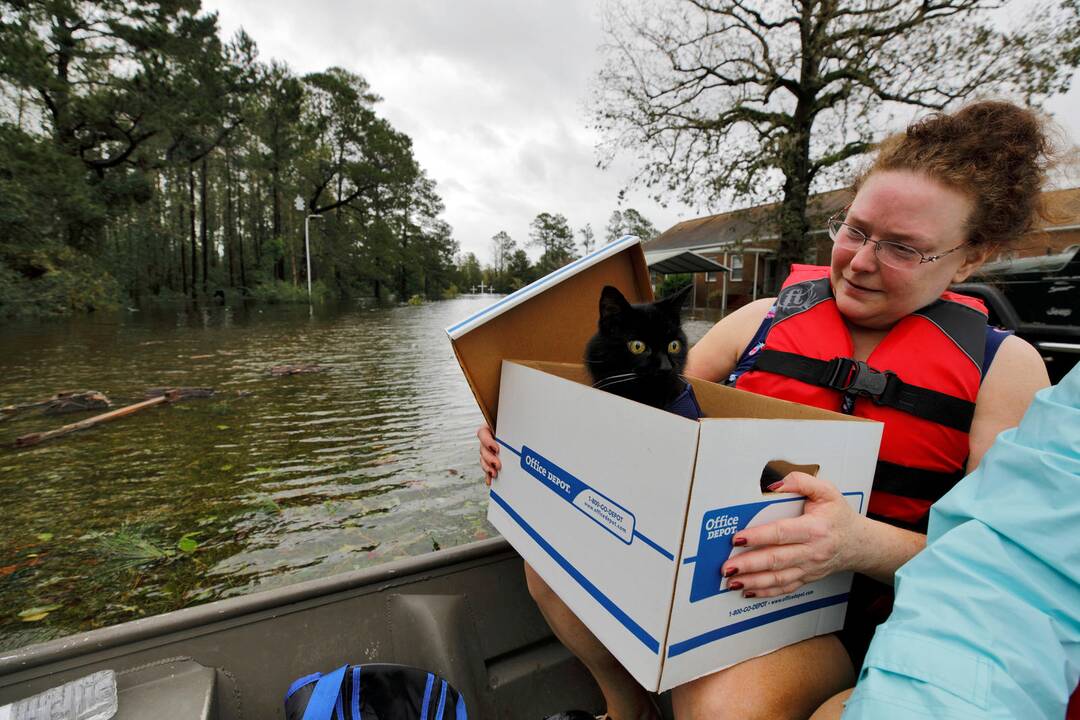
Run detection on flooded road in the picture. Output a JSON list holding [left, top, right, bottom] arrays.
[[0, 297, 717, 650]]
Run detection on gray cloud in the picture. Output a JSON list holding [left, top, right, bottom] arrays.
[[205, 0, 1080, 263]]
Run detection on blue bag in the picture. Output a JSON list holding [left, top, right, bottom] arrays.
[[285, 663, 467, 720]]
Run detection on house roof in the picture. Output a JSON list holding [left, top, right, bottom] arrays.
[[1041, 186, 1080, 231], [645, 188, 851, 255]]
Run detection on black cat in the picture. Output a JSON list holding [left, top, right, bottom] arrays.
[[584, 284, 693, 411]]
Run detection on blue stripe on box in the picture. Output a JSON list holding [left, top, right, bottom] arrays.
[[666, 593, 849, 658], [632, 530, 674, 561], [496, 438, 674, 561], [495, 437, 521, 457], [489, 489, 660, 654]]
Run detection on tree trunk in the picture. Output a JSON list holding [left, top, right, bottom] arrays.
[[177, 171, 187, 294], [272, 165, 284, 281], [250, 175, 262, 267], [775, 88, 816, 283], [225, 147, 235, 288], [290, 239, 298, 286], [236, 165, 248, 290], [398, 232, 409, 300], [189, 163, 197, 301], [200, 156, 209, 294]]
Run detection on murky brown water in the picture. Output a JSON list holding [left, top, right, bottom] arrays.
[[0, 298, 717, 651]]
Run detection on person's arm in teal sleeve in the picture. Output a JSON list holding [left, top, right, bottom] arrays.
[[843, 366, 1080, 720]]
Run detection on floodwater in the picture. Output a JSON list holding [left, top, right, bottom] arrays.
[[0, 298, 717, 652]]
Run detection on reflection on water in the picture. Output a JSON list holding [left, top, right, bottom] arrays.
[[0, 298, 718, 651]]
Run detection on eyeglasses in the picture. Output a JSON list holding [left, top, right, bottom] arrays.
[[827, 208, 966, 271]]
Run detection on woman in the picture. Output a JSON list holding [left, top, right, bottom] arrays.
[[478, 100, 1054, 720]]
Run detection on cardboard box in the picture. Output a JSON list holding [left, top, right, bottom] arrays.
[[447, 237, 883, 692]]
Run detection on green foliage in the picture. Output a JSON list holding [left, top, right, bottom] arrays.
[[0, 246, 121, 318], [96, 526, 175, 570], [248, 280, 332, 305], [530, 212, 577, 277], [0, 3, 459, 313], [457, 252, 483, 291], [658, 274, 692, 298], [606, 209, 659, 244]]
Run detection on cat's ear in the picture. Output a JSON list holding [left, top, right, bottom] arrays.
[[658, 283, 693, 316], [599, 285, 631, 320]]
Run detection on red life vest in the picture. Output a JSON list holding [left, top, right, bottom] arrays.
[[735, 265, 988, 530]]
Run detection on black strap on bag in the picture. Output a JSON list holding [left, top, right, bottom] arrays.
[[751, 349, 976, 433], [285, 663, 467, 720]]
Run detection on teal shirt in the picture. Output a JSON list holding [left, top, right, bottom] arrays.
[[843, 365, 1080, 719]]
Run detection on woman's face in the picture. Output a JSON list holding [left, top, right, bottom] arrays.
[[830, 170, 987, 330]]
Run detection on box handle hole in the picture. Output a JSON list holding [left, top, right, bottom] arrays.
[[759, 460, 820, 493]]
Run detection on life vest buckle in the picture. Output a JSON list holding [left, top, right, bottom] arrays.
[[825, 357, 895, 402]]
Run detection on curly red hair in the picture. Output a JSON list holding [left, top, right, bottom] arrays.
[[858, 101, 1055, 250]]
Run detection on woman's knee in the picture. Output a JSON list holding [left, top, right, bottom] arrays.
[[523, 561, 555, 603], [672, 669, 770, 720], [671, 636, 854, 720]]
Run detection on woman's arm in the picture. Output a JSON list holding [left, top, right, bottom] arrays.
[[966, 335, 1050, 472], [722, 334, 1052, 594], [685, 297, 774, 381], [852, 336, 1048, 582]]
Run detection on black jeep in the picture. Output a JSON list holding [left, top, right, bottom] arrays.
[[954, 247, 1080, 384]]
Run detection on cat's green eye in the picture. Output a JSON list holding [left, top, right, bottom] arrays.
[[627, 340, 647, 355], [667, 340, 682, 354]]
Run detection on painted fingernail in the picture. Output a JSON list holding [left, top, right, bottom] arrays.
[[766, 481, 784, 492], [728, 580, 743, 590], [743, 591, 756, 598], [732, 536, 747, 547], [724, 566, 738, 578]]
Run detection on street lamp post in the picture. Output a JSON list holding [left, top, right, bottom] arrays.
[[295, 197, 322, 303]]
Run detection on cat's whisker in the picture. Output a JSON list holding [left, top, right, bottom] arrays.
[[592, 373, 642, 390]]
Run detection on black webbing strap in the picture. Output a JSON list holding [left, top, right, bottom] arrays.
[[872, 460, 965, 502], [752, 349, 976, 433]]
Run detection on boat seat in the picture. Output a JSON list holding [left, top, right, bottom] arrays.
[[115, 658, 217, 720]]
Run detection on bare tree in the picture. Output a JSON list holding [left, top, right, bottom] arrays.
[[594, 0, 1080, 273], [579, 223, 596, 255]]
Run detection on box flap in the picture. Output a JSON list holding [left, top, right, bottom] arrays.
[[446, 236, 653, 427], [687, 375, 874, 423]]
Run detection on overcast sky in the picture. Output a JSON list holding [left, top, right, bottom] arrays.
[[204, 1, 1080, 264]]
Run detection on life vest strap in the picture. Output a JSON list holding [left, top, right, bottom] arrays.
[[752, 349, 976, 433], [872, 460, 966, 502]]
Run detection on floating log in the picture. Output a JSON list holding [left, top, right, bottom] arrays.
[[144, 387, 215, 400], [15, 391, 180, 448], [268, 363, 328, 376], [1, 391, 111, 421]]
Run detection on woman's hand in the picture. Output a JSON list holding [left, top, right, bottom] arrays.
[[721, 472, 865, 598], [478, 425, 501, 486]]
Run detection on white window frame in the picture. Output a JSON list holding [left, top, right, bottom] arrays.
[[730, 254, 743, 281]]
